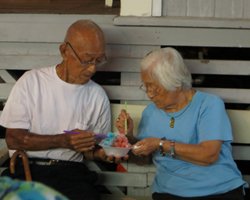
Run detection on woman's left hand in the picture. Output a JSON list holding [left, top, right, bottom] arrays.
[[132, 138, 160, 156]]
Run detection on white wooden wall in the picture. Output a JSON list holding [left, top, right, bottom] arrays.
[[120, 0, 250, 19]]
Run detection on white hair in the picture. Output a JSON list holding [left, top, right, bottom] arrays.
[[140, 47, 192, 91]]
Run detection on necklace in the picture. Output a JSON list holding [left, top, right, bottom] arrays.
[[167, 90, 194, 128]]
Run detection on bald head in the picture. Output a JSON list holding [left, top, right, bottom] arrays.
[[65, 20, 105, 54]]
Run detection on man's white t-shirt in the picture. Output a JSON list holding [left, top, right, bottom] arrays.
[[0, 66, 111, 162]]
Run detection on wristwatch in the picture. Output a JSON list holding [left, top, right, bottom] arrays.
[[169, 140, 175, 158], [159, 137, 166, 156]]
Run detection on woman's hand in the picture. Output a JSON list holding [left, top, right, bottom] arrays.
[[132, 138, 160, 156], [115, 109, 134, 135]]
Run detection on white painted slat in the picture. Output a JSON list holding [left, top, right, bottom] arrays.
[[228, 110, 250, 144], [0, 55, 60, 70], [127, 163, 155, 173], [215, 0, 243, 19], [0, 42, 158, 60], [163, 0, 187, 16], [120, 0, 152, 16], [0, 83, 15, 99], [114, 16, 250, 29], [0, 14, 115, 25], [0, 139, 8, 166], [127, 187, 151, 197], [99, 58, 140, 72], [106, 26, 250, 47], [147, 172, 155, 186], [152, 0, 162, 16], [1, 83, 250, 104], [0, 70, 16, 83], [197, 88, 250, 104], [106, 44, 160, 58], [0, 42, 59, 56], [105, 0, 113, 7], [1, 55, 250, 76], [0, 42, 154, 58], [119, 59, 250, 75], [186, 60, 250, 75], [232, 146, 250, 160], [187, 0, 214, 17], [243, 0, 250, 19], [104, 85, 250, 104], [1, 15, 250, 47], [121, 73, 141, 86], [0, 14, 114, 43]]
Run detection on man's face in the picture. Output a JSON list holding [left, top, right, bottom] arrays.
[[64, 41, 106, 84]]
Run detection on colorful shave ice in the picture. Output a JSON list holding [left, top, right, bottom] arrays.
[[99, 132, 131, 148]]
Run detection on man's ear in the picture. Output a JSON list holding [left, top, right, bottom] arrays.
[[59, 42, 67, 59]]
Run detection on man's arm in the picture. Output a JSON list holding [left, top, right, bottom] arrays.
[[5, 128, 95, 153]]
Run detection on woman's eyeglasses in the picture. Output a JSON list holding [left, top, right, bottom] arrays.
[[139, 83, 159, 97], [66, 42, 107, 67]]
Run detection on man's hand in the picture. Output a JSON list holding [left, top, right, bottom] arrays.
[[65, 129, 95, 152]]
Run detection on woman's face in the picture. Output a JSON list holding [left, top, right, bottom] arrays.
[[141, 71, 179, 111]]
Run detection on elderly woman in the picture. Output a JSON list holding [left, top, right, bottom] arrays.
[[116, 47, 247, 200]]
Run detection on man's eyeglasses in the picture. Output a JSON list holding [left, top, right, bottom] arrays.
[[66, 42, 107, 67]]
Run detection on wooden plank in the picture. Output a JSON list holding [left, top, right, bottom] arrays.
[[108, 58, 250, 74], [127, 187, 152, 197], [186, 60, 250, 75], [120, 0, 152, 16], [215, 0, 243, 19], [114, 16, 250, 29], [232, 146, 250, 160], [187, 0, 214, 17], [106, 45, 160, 58], [152, 0, 162, 16], [106, 26, 250, 47], [1, 14, 250, 47], [104, 85, 250, 104], [0, 14, 115, 25], [197, 88, 250, 104], [0, 42, 158, 59], [0, 14, 114, 43], [0, 55, 60, 70], [0, 42, 59, 56], [243, 0, 250, 19], [0, 83, 15, 99], [228, 110, 250, 144], [0, 70, 16, 83], [162, 0, 187, 16], [1, 54, 250, 76], [1, 83, 250, 104], [0, 139, 8, 166]]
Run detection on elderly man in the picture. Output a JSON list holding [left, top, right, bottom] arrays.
[[0, 20, 115, 200]]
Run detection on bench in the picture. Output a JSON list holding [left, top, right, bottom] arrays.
[[0, 13, 250, 199]]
